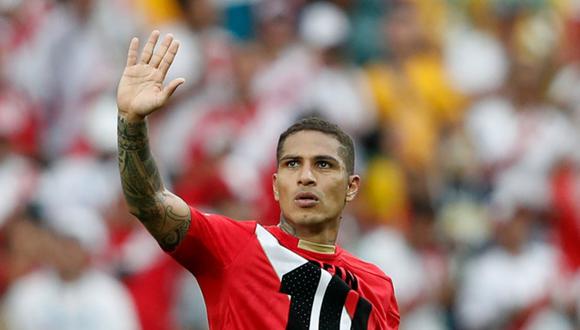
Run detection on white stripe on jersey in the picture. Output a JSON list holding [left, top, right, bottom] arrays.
[[309, 269, 332, 329], [255, 225, 307, 279], [255, 225, 352, 330], [340, 304, 352, 328]]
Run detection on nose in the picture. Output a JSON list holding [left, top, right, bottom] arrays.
[[297, 164, 316, 186]]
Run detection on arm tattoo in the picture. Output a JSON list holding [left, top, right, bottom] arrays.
[[117, 115, 190, 250]]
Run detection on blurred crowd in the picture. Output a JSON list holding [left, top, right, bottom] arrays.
[[1, 0, 580, 329]]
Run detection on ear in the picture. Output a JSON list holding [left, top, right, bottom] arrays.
[[272, 173, 279, 201], [345, 175, 360, 202]]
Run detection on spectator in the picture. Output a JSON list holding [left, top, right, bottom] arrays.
[[2, 207, 140, 330], [457, 201, 573, 330], [357, 198, 451, 330]]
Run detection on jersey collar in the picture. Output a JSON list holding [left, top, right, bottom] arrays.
[[297, 239, 336, 254], [266, 225, 343, 262]]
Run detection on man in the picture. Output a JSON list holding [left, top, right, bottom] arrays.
[[2, 207, 140, 330], [116, 30, 399, 329]]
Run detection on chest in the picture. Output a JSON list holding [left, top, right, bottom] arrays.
[[199, 227, 387, 329]]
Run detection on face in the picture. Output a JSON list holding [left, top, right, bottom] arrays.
[[48, 234, 89, 281], [384, 5, 421, 55], [188, 0, 218, 28], [273, 130, 359, 230], [261, 16, 294, 51], [497, 209, 531, 253]]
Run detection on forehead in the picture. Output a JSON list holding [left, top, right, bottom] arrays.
[[281, 130, 342, 159]]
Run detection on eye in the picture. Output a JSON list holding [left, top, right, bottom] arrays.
[[286, 160, 299, 168], [317, 161, 330, 169]]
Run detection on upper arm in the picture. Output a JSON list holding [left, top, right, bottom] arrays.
[[137, 189, 191, 251]]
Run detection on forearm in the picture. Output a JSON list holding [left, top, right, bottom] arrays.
[[117, 114, 189, 250], [117, 114, 163, 216]]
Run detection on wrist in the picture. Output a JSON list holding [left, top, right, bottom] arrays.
[[118, 111, 146, 123]]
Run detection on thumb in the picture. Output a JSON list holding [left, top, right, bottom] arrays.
[[162, 78, 185, 100]]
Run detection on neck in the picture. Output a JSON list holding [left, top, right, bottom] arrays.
[[278, 216, 339, 245], [58, 266, 86, 283]]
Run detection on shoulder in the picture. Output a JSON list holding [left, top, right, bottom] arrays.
[[188, 207, 258, 232], [169, 206, 260, 270], [1, 271, 54, 328], [80, 271, 137, 308], [340, 250, 394, 286], [82, 270, 130, 292], [4, 270, 53, 300], [340, 250, 399, 320]]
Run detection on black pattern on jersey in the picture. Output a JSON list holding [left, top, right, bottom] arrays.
[[319, 276, 350, 329], [280, 260, 372, 329], [281, 262, 321, 329], [351, 296, 372, 329]]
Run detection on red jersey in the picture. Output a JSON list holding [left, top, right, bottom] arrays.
[[169, 207, 400, 329]]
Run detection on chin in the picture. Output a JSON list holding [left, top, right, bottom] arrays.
[[289, 210, 328, 226]]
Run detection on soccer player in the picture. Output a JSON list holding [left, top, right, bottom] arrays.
[[116, 30, 400, 329]]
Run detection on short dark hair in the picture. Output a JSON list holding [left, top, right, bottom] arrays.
[[276, 117, 355, 175]]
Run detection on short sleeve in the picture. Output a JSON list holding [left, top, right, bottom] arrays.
[[168, 206, 256, 276], [385, 278, 400, 330]]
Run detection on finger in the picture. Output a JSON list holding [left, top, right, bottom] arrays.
[[139, 30, 160, 64], [159, 40, 180, 79], [126, 37, 139, 66], [150, 34, 173, 68], [162, 78, 185, 101]]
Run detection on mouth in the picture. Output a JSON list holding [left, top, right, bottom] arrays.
[[294, 192, 320, 208]]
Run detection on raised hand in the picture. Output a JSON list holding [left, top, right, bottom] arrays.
[[117, 30, 185, 122]]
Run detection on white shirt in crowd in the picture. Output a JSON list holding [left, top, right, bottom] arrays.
[[2, 269, 140, 330]]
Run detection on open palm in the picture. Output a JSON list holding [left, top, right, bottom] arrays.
[[117, 31, 184, 121]]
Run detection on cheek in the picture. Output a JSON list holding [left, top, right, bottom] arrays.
[[276, 183, 293, 204], [324, 179, 349, 204]]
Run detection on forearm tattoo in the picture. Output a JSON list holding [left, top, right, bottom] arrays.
[[117, 115, 190, 250]]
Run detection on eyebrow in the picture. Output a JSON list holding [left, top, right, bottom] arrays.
[[314, 155, 340, 164], [279, 154, 341, 164]]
